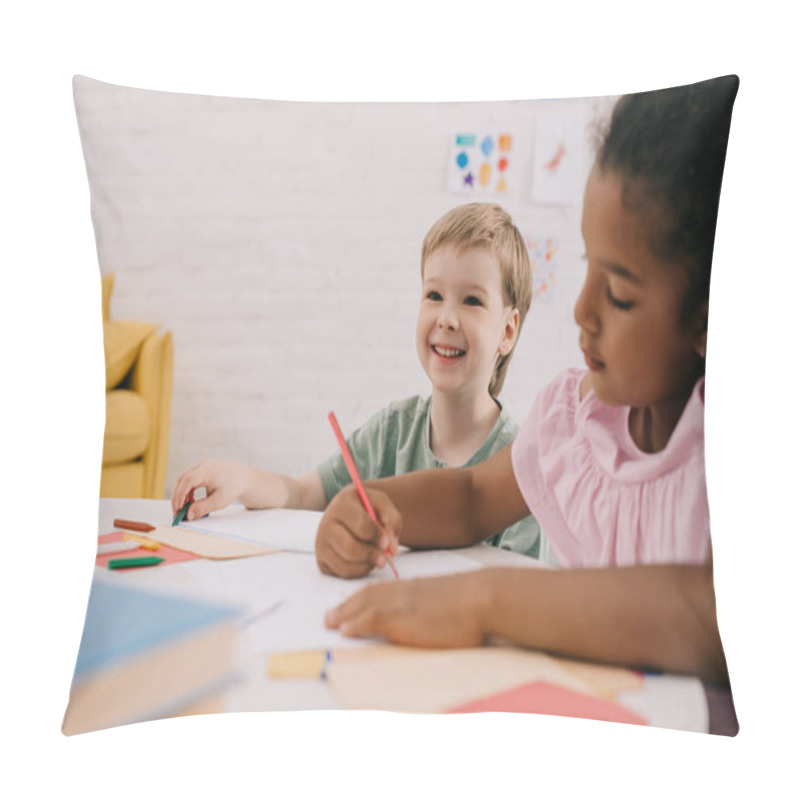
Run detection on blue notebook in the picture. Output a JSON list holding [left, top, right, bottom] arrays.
[[72, 579, 239, 680]]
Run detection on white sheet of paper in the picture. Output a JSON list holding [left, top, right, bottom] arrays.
[[180, 507, 322, 552], [240, 549, 482, 653], [159, 546, 481, 653], [618, 674, 708, 734], [175, 553, 289, 618]]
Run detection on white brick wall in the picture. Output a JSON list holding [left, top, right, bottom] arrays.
[[74, 77, 613, 495]]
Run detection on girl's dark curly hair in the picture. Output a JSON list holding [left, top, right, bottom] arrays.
[[596, 76, 739, 324]]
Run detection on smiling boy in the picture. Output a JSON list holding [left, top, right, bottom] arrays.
[[172, 203, 545, 562]]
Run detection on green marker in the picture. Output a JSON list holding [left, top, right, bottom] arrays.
[[172, 501, 190, 527], [108, 556, 164, 570]]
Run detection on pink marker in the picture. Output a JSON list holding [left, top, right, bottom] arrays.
[[328, 411, 399, 579]]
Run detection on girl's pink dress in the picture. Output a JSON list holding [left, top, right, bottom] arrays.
[[511, 368, 710, 567]]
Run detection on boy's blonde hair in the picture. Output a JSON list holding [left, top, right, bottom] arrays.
[[421, 203, 532, 397]]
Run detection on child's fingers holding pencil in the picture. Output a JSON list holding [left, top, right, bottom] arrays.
[[171, 463, 205, 514], [316, 534, 381, 578], [315, 519, 384, 579], [315, 485, 402, 578], [171, 458, 245, 519], [358, 486, 402, 554], [342, 487, 401, 555], [326, 412, 401, 577], [315, 511, 385, 578]]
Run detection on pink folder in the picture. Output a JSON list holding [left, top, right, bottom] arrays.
[[96, 531, 200, 570], [448, 680, 647, 726]]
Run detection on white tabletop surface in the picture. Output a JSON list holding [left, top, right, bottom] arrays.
[[91, 497, 711, 732], [96, 497, 543, 714]]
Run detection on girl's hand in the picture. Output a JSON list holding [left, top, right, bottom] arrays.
[[324, 572, 492, 647], [315, 484, 401, 578], [171, 458, 252, 519]]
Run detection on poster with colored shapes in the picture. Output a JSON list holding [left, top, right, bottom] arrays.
[[526, 235, 558, 302], [531, 105, 587, 205], [449, 132, 513, 195]]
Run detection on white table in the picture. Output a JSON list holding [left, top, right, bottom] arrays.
[[88, 498, 734, 733], [95, 498, 539, 714]]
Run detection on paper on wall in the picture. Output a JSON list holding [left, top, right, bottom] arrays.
[[448, 132, 514, 195], [531, 104, 587, 205]]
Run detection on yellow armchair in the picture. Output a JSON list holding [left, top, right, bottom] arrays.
[[100, 274, 174, 499]]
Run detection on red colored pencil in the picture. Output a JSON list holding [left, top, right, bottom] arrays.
[[328, 411, 399, 579], [113, 519, 156, 533]]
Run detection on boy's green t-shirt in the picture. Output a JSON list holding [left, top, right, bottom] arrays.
[[316, 395, 544, 560]]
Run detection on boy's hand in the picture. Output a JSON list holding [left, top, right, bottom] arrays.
[[324, 572, 491, 647], [171, 458, 251, 520], [315, 484, 401, 578]]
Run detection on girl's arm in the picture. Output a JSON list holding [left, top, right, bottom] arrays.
[[315, 446, 530, 576], [172, 459, 327, 518], [377, 444, 529, 547], [325, 560, 729, 686], [485, 561, 728, 684]]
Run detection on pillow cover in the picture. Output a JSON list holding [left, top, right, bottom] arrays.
[[66, 75, 738, 736]]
